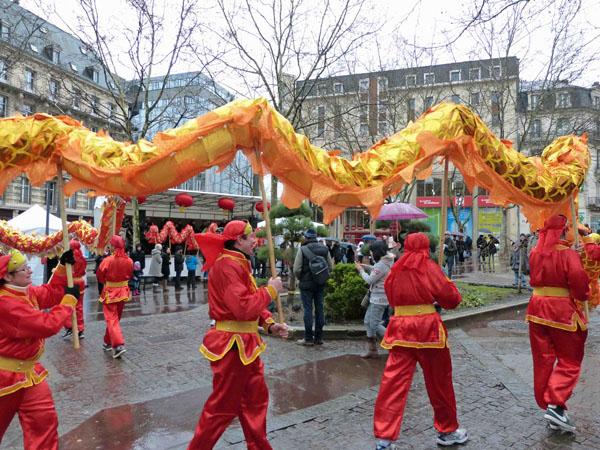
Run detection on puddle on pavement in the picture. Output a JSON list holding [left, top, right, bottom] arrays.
[[81, 288, 207, 322], [461, 308, 528, 338], [59, 354, 387, 449]]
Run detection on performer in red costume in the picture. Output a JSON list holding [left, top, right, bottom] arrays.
[[0, 249, 79, 450], [188, 220, 288, 450], [527, 215, 590, 432], [96, 235, 133, 359], [373, 233, 468, 449], [62, 240, 87, 341]]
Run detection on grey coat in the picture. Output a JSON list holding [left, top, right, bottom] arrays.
[[149, 248, 163, 277], [360, 254, 394, 305]]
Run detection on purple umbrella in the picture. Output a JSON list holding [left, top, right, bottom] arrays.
[[371, 202, 429, 221]]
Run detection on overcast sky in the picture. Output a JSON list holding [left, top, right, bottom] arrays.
[[21, 0, 600, 88]]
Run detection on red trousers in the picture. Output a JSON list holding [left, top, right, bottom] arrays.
[[374, 346, 459, 440], [188, 350, 271, 450], [529, 322, 587, 410], [63, 290, 85, 332], [103, 301, 125, 347], [0, 380, 58, 450]]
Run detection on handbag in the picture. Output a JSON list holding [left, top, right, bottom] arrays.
[[361, 289, 371, 308]]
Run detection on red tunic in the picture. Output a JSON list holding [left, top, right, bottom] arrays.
[[199, 249, 278, 365], [527, 240, 589, 331], [0, 267, 71, 397], [97, 254, 133, 304], [382, 258, 461, 349]]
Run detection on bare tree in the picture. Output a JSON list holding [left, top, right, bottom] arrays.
[[194, 0, 383, 205]]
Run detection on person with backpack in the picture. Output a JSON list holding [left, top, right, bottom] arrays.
[[293, 228, 333, 346]]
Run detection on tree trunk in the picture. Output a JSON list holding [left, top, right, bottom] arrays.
[[271, 175, 278, 206], [132, 198, 140, 248]]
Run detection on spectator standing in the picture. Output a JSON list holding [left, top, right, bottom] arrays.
[[130, 243, 145, 273], [346, 244, 356, 264], [293, 229, 333, 346], [356, 240, 394, 359], [510, 242, 527, 286], [161, 247, 171, 291], [94, 249, 110, 295], [186, 252, 199, 289], [174, 247, 184, 291], [149, 244, 163, 292], [331, 241, 344, 265], [132, 261, 143, 295], [443, 232, 457, 279]]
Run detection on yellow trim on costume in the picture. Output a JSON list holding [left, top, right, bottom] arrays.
[[199, 334, 266, 365], [380, 324, 448, 349], [0, 345, 44, 373], [394, 304, 436, 316], [262, 317, 275, 333], [0, 369, 49, 397], [266, 285, 278, 299], [106, 281, 128, 287], [526, 312, 587, 332], [532, 287, 570, 297], [99, 295, 131, 304], [0, 287, 39, 310], [215, 319, 259, 333]]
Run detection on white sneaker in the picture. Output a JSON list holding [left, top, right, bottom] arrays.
[[437, 428, 468, 446]]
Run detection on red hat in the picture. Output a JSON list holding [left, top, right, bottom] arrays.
[[535, 215, 568, 256], [392, 233, 430, 274], [109, 235, 126, 257], [195, 220, 252, 270]]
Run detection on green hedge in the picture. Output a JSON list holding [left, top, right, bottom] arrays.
[[324, 263, 368, 322]]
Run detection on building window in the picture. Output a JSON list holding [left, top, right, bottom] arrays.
[[22, 104, 33, 116], [66, 192, 77, 209], [20, 176, 31, 204], [317, 84, 327, 96], [72, 89, 81, 110], [531, 119, 541, 138], [359, 79, 369, 92], [424, 73, 434, 84], [69, 62, 78, 72], [417, 178, 442, 197], [359, 122, 369, 136], [557, 92, 569, 108], [470, 91, 480, 106], [449, 70, 461, 82], [40, 26, 48, 34], [556, 118, 570, 135], [334, 82, 343, 94], [469, 68, 480, 80], [333, 104, 342, 138], [594, 96, 600, 110], [0, 96, 7, 117], [87, 195, 95, 210], [44, 45, 60, 63], [29, 43, 38, 53], [405, 74, 416, 87], [492, 65, 502, 78], [378, 121, 388, 135], [0, 59, 6, 82], [108, 103, 115, 120], [529, 93, 539, 109], [90, 96, 99, 115], [0, 19, 10, 39], [49, 79, 59, 101], [491, 91, 501, 125], [46, 182, 57, 208], [424, 96, 434, 110], [317, 105, 325, 138], [451, 94, 460, 104], [377, 77, 388, 92], [408, 97, 416, 122], [85, 67, 99, 83], [25, 69, 35, 92]]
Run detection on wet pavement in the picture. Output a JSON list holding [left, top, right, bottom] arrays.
[[2, 280, 600, 449]]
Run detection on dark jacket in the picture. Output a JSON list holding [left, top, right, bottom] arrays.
[[331, 243, 343, 264], [161, 252, 171, 277], [293, 239, 333, 290], [174, 253, 184, 272], [130, 246, 145, 270]]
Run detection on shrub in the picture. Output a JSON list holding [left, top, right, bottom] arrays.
[[324, 263, 368, 322]]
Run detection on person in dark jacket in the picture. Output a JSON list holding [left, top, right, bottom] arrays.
[[161, 247, 171, 291], [94, 249, 110, 295], [331, 241, 344, 264], [293, 229, 333, 346], [346, 244, 356, 264], [130, 243, 145, 272], [174, 247, 184, 291]]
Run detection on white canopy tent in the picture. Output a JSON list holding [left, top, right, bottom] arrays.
[[7, 204, 64, 286]]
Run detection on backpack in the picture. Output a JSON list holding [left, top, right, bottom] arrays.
[[301, 245, 331, 285]]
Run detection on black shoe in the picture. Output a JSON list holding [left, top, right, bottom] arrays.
[[78, 331, 85, 340], [314, 340, 324, 345], [544, 405, 576, 432], [112, 345, 126, 359], [62, 328, 73, 340], [102, 343, 112, 352]]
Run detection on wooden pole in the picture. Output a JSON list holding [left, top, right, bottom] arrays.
[[57, 166, 80, 349], [571, 196, 590, 321], [254, 139, 284, 324], [438, 158, 450, 268], [111, 197, 117, 237]]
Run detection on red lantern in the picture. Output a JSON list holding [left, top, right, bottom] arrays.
[[137, 196, 147, 205], [218, 198, 235, 215], [175, 193, 194, 212], [255, 202, 271, 213]]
